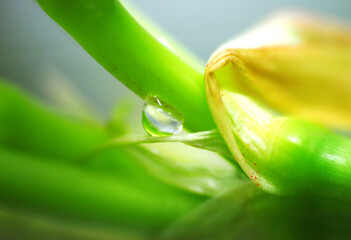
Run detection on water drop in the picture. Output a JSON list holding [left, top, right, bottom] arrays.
[[142, 96, 183, 136]]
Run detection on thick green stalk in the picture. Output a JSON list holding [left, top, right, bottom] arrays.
[[267, 119, 351, 197], [0, 147, 204, 233], [36, 0, 215, 131]]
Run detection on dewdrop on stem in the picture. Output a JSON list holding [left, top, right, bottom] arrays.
[[142, 96, 183, 136]]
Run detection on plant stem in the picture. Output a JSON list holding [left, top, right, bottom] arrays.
[[37, 0, 216, 132], [0, 81, 108, 159], [0, 147, 204, 232], [0, 81, 207, 231]]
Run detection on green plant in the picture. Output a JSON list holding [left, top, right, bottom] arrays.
[[0, 0, 351, 239]]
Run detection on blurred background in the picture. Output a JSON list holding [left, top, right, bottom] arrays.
[[1, 0, 351, 117]]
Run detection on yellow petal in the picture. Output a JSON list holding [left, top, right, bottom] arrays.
[[206, 12, 351, 130]]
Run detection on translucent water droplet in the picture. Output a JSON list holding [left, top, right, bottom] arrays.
[[142, 96, 183, 136]]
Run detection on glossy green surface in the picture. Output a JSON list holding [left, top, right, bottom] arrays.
[[264, 119, 351, 196], [36, 0, 215, 132]]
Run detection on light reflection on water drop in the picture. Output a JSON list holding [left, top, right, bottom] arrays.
[[142, 96, 183, 136]]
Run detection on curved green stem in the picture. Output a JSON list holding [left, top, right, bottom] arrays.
[[36, 0, 215, 132]]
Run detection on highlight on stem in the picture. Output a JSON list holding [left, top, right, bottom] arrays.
[[36, 0, 215, 132]]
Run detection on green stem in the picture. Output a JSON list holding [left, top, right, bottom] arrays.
[[36, 0, 216, 132], [80, 129, 233, 162], [0, 81, 107, 159], [0, 147, 204, 232], [0, 81, 207, 232]]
